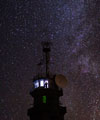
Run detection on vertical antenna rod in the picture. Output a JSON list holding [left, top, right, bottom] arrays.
[[42, 42, 52, 77]]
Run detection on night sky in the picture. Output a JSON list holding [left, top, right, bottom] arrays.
[[0, 0, 100, 120]]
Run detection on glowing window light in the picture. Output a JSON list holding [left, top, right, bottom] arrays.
[[40, 80, 44, 87], [33, 79, 49, 88], [34, 80, 39, 88], [44, 80, 49, 88], [45, 80, 48, 83]]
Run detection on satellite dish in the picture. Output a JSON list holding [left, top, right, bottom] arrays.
[[55, 74, 67, 88]]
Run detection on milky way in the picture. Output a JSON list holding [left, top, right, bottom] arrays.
[[0, 0, 100, 120]]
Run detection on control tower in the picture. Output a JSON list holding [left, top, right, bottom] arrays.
[[27, 42, 67, 120]]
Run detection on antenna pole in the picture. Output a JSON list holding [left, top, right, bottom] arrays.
[[42, 42, 51, 77]]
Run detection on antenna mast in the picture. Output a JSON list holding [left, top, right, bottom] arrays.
[[42, 41, 52, 77]]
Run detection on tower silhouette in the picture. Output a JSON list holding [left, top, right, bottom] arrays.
[[27, 42, 67, 120]]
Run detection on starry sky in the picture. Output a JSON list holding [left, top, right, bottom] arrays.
[[0, 0, 100, 120]]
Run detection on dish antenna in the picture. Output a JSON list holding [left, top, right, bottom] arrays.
[[55, 74, 67, 88]]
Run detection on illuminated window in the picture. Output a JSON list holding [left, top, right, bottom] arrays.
[[44, 80, 49, 88], [33, 79, 49, 88], [34, 80, 39, 88], [40, 80, 44, 87], [43, 96, 46, 103]]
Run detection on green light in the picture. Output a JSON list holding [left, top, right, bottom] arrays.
[[43, 96, 46, 103]]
